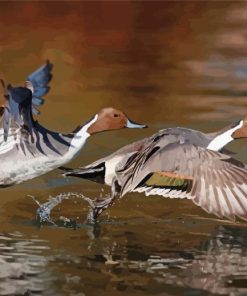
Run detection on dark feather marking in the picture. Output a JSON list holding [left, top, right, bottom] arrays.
[[63, 133, 74, 139], [39, 128, 62, 155], [144, 146, 160, 163], [117, 152, 139, 172], [185, 179, 193, 193], [50, 132, 70, 147], [152, 133, 166, 143], [22, 136, 35, 156], [0, 107, 4, 117], [66, 163, 106, 184], [3, 107, 10, 141], [20, 141, 26, 156], [223, 157, 245, 168], [34, 129, 46, 156]]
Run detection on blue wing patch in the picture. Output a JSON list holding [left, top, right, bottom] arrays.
[[27, 60, 53, 111], [0, 61, 53, 141]]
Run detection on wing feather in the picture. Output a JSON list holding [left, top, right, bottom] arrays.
[[119, 142, 247, 220], [26, 60, 53, 115]]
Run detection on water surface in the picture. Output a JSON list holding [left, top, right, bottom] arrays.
[[1, 2, 247, 295]]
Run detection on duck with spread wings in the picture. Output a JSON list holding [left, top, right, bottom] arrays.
[[63, 119, 247, 222], [0, 61, 147, 187]]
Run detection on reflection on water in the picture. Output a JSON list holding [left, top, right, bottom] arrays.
[[147, 225, 247, 295], [0, 232, 55, 295], [72, 224, 247, 296], [2, 1, 247, 295]]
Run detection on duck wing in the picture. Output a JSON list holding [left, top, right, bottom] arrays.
[[119, 141, 247, 220], [26, 60, 53, 115], [2, 86, 34, 141], [0, 61, 53, 141]]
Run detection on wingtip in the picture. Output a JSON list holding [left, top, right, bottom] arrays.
[[45, 59, 53, 69]]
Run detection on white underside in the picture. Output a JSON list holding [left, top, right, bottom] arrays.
[[0, 116, 98, 185], [105, 155, 125, 186], [0, 146, 84, 185]]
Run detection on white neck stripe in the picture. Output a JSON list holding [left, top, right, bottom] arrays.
[[67, 114, 98, 159], [207, 120, 243, 151]]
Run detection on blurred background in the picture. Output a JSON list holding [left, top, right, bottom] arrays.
[[1, 2, 247, 295]]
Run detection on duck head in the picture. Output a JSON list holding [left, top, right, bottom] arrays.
[[87, 107, 147, 135]]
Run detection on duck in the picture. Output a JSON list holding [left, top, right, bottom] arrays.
[[0, 62, 147, 187], [62, 118, 247, 222]]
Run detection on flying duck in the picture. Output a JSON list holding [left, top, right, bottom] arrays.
[[63, 118, 247, 222], [0, 62, 147, 187]]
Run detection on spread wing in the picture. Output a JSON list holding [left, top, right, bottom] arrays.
[[2, 86, 34, 141], [0, 61, 53, 141], [119, 141, 247, 220], [26, 60, 53, 115]]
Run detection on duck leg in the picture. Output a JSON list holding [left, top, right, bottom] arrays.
[[86, 179, 121, 224]]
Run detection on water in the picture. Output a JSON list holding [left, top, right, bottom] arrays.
[[1, 1, 247, 295]]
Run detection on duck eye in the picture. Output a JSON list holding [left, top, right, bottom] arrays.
[[114, 114, 120, 118]]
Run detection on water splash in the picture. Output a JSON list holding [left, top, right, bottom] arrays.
[[30, 192, 108, 227]]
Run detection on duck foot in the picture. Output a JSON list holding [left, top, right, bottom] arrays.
[[85, 180, 121, 224], [85, 195, 119, 224]]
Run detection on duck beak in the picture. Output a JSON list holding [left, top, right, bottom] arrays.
[[126, 119, 148, 129]]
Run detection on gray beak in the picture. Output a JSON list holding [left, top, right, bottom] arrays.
[[126, 119, 148, 129]]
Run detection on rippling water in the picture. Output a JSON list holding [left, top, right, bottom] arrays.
[[1, 1, 247, 295]]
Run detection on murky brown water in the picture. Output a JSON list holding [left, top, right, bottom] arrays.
[[1, 2, 247, 295]]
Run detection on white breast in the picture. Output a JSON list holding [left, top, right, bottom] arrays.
[[105, 156, 124, 186], [0, 154, 65, 185]]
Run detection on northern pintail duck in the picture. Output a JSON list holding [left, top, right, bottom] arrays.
[[63, 118, 247, 221], [0, 62, 147, 187]]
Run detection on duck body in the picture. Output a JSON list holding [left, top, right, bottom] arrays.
[[117, 132, 247, 221], [0, 109, 145, 186], [0, 121, 90, 186], [65, 127, 217, 187], [63, 119, 247, 221], [0, 61, 147, 187]]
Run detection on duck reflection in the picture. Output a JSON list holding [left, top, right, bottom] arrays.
[[85, 225, 247, 295], [29, 194, 247, 295]]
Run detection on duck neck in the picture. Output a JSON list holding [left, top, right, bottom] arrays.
[[207, 120, 243, 151], [68, 115, 98, 157]]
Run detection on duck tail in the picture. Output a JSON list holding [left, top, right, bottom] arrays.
[[59, 166, 73, 173], [60, 163, 106, 184]]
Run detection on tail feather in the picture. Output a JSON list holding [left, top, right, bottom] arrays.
[[60, 163, 106, 184]]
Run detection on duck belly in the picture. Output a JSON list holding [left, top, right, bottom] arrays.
[[0, 155, 63, 186]]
